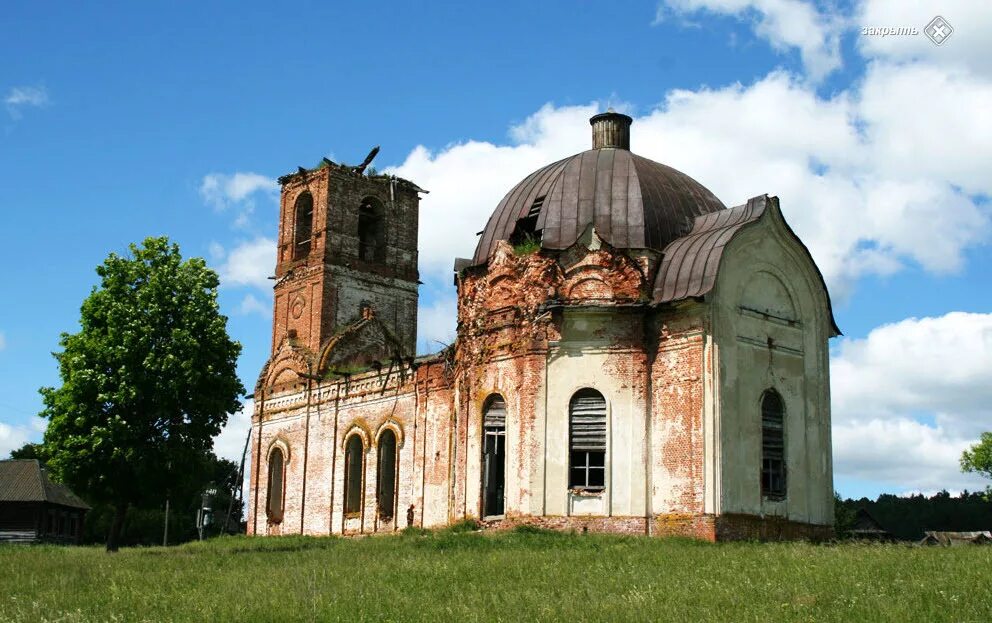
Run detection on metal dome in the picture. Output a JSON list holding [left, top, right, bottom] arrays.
[[472, 112, 726, 265]]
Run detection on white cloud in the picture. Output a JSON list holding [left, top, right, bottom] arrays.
[[214, 399, 253, 464], [200, 172, 277, 209], [417, 295, 458, 355], [4, 85, 49, 119], [831, 312, 992, 492], [200, 172, 278, 229], [0, 422, 35, 458], [239, 293, 270, 317], [215, 237, 276, 290], [213, 400, 253, 501], [393, 68, 990, 299], [656, 0, 846, 81], [857, 0, 992, 78]]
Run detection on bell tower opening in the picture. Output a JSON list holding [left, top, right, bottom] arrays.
[[293, 192, 314, 260], [358, 197, 385, 262], [272, 155, 423, 358]]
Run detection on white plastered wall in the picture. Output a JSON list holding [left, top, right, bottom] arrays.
[[709, 205, 834, 526], [542, 309, 648, 518]]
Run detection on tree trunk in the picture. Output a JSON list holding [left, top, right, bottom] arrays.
[[106, 502, 128, 552]]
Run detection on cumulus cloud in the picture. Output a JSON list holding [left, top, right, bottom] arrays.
[[417, 295, 458, 354], [0, 422, 35, 458], [213, 400, 253, 500], [831, 312, 992, 492], [239, 293, 270, 317], [857, 0, 992, 78], [4, 85, 49, 119], [214, 399, 253, 464], [200, 172, 278, 229], [655, 0, 845, 80], [214, 237, 276, 290], [392, 68, 990, 300]]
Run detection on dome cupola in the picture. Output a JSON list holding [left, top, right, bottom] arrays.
[[472, 112, 726, 265]]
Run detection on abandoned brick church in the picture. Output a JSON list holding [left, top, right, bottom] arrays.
[[247, 111, 839, 540]]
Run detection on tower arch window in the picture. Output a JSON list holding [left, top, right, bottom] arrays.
[[358, 198, 385, 262], [761, 389, 786, 499], [343, 434, 365, 515], [376, 429, 397, 520], [568, 389, 607, 491], [266, 447, 286, 522], [293, 192, 314, 259]]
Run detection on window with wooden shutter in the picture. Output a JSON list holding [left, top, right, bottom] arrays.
[[569, 389, 607, 490]]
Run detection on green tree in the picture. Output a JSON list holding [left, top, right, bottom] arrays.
[[961, 432, 992, 483], [40, 237, 244, 551], [9, 442, 45, 462]]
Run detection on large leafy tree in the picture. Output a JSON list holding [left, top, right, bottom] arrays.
[[40, 237, 244, 551], [961, 432, 992, 485]]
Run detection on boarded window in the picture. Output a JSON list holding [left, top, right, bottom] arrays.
[[344, 435, 364, 515], [377, 429, 397, 519], [761, 389, 786, 499], [293, 192, 314, 259], [266, 448, 285, 522], [482, 394, 506, 517], [569, 389, 606, 490], [358, 198, 384, 262]]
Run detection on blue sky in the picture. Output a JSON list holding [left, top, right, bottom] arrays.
[[2, 1, 990, 500]]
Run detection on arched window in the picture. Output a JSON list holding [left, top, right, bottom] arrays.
[[293, 192, 314, 259], [376, 429, 397, 520], [569, 389, 606, 491], [266, 447, 285, 522], [761, 389, 786, 499], [343, 434, 365, 515], [358, 198, 384, 262], [482, 394, 506, 517]]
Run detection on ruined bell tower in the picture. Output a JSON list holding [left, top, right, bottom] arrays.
[[271, 154, 421, 357]]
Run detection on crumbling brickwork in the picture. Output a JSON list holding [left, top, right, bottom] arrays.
[[248, 122, 836, 542]]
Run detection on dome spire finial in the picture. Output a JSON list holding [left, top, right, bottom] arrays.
[[590, 110, 632, 150]]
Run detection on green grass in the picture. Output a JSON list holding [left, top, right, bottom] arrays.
[[1, 530, 990, 622]]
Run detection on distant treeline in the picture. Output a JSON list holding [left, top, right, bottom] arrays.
[[837, 491, 992, 541]]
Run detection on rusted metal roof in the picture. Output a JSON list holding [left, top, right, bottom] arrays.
[[0, 460, 90, 509], [652, 196, 766, 304], [471, 148, 726, 265], [652, 195, 841, 336]]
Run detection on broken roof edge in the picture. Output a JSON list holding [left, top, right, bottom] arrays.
[[652, 194, 841, 337], [277, 158, 428, 194]]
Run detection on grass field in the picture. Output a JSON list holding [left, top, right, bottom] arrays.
[[2, 526, 991, 622]]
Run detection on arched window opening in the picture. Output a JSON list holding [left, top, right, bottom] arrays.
[[761, 389, 786, 499], [376, 429, 398, 520], [482, 394, 506, 517], [266, 448, 285, 522], [343, 435, 365, 515], [569, 389, 606, 491], [293, 192, 314, 259], [358, 198, 384, 262]]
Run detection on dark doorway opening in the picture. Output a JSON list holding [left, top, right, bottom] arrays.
[[482, 395, 506, 518]]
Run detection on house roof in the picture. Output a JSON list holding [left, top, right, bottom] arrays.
[[0, 459, 90, 510]]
